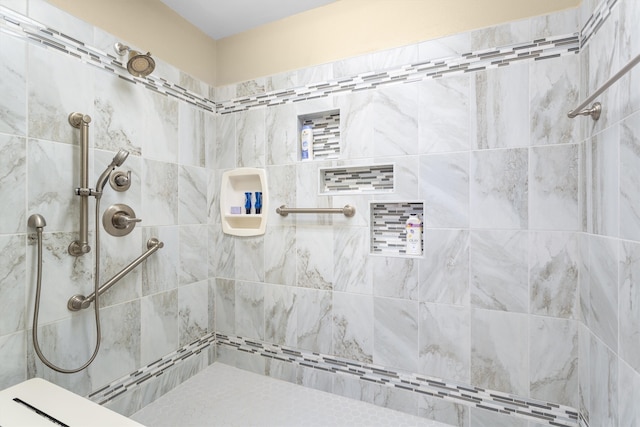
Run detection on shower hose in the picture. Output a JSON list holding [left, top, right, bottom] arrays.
[[31, 198, 103, 374]]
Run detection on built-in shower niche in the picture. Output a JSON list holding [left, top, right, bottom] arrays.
[[370, 201, 424, 257], [298, 110, 340, 161], [319, 164, 394, 194], [220, 168, 267, 236]]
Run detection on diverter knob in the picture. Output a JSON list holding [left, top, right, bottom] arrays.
[[103, 203, 141, 236]]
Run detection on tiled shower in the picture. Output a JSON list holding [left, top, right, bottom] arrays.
[[0, 0, 638, 426]]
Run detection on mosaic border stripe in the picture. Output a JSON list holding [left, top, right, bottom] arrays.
[[580, 0, 618, 48], [216, 33, 579, 115], [1, 0, 614, 120], [0, 5, 583, 119], [86, 332, 216, 406], [216, 334, 579, 427]]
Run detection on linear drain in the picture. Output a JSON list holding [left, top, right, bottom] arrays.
[[12, 398, 70, 426]]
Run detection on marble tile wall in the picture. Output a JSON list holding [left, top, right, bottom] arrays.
[[577, 0, 640, 426], [211, 7, 588, 427], [0, 0, 216, 399]]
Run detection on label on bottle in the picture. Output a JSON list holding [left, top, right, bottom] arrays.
[[405, 216, 422, 256]]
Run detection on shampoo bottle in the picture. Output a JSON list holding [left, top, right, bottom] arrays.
[[300, 125, 314, 161], [405, 215, 422, 256]]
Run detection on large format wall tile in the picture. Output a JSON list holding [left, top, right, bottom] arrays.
[[470, 148, 528, 229]]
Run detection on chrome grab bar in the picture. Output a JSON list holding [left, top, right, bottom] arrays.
[[276, 205, 356, 217], [567, 53, 640, 120], [68, 112, 92, 256], [68, 238, 164, 311]]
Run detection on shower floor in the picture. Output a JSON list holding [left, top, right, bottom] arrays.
[[130, 363, 449, 427]]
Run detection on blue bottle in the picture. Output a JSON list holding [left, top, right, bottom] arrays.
[[255, 192, 262, 214], [244, 192, 252, 214]]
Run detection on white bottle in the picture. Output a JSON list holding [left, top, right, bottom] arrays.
[[300, 125, 314, 161], [405, 215, 422, 256]]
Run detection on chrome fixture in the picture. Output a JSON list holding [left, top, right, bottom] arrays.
[[109, 170, 132, 192], [68, 111, 130, 256], [114, 42, 155, 77], [68, 112, 91, 256], [276, 204, 356, 217], [68, 238, 164, 311], [102, 203, 141, 237], [96, 149, 130, 194], [30, 210, 102, 373], [28, 112, 163, 373], [568, 52, 640, 120]]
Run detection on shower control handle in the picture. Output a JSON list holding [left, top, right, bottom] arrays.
[[109, 170, 132, 192], [103, 203, 141, 237], [114, 212, 141, 228]]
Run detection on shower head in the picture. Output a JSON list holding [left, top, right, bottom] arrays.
[[114, 42, 155, 77], [96, 149, 130, 194], [112, 149, 130, 167], [28, 213, 47, 229]]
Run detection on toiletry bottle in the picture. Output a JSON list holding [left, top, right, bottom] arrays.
[[255, 192, 262, 214], [405, 215, 422, 255], [244, 192, 252, 214], [300, 125, 313, 161]]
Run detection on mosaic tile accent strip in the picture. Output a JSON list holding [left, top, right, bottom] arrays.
[[301, 112, 341, 159], [371, 202, 423, 256], [321, 164, 394, 194], [216, 334, 580, 427], [1, 1, 615, 120], [87, 332, 216, 406], [0, 6, 216, 112], [216, 33, 579, 115], [0, 5, 583, 119], [580, 0, 618, 48]]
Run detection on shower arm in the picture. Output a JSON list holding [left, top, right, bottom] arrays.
[[68, 112, 93, 257], [68, 238, 164, 311]]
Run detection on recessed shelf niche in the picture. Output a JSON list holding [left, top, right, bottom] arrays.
[[220, 168, 268, 236], [370, 201, 424, 257], [298, 110, 340, 160], [320, 164, 394, 195]]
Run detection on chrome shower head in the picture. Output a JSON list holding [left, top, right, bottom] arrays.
[[96, 149, 130, 194], [112, 149, 130, 167], [114, 42, 155, 77]]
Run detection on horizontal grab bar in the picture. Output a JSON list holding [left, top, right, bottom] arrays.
[[276, 204, 356, 217], [67, 238, 164, 311], [567, 53, 640, 120]]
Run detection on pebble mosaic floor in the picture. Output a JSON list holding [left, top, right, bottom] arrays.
[[130, 363, 450, 427]]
